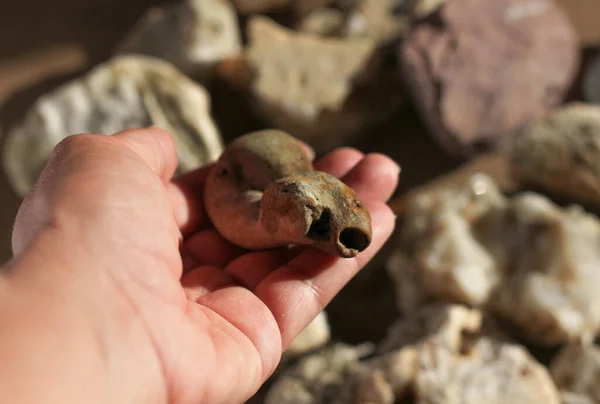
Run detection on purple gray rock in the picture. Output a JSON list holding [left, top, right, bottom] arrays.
[[239, 16, 404, 153], [401, 0, 580, 157]]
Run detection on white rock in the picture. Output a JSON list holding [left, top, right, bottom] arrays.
[[266, 304, 560, 404], [551, 341, 600, 403], [387, 174, 600, 344], [380, 304, 560, 404], [3, 55, 223, 197], [115, 0, 241, 80], [265, 343, 375, 404], [243, 16, 403, 153]]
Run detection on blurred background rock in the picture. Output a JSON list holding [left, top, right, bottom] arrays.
[[2, 1, 600, 402]]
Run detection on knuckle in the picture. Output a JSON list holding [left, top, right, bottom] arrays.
[[52, 133, 98, 157]]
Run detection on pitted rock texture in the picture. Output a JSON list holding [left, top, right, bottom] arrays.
[[115, 0, 241, 81], [266, 304, 559, 404], [401, 0, 579, 157], [387, 174, 600, 345], [242, 16, 403, 153], [2, 55, 223, 197], [509, 103, 600, 208], [204, 130, 372, 257]]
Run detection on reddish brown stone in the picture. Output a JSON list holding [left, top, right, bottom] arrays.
[[401, 0, 580, 157]]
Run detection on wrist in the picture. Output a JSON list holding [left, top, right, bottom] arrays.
[[0, 228, 167, 404]]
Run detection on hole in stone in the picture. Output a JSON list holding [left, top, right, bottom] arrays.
[[339, 228, 370, 252], [307, 210, 331, 240]]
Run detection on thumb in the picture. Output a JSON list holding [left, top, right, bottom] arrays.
[[11, 128, 179, 256]]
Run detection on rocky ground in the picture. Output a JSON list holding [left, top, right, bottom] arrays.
[[3, 0, 600, 403]]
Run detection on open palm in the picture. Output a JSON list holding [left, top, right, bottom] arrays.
[[11, 128, 399, 404]]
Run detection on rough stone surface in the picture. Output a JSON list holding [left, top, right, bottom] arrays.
[[380, 304, 560, 404], [387, 174, 600, 344], [266, 304, 560, 404], [342, 0, 407, 42], [115, 0, 241, 80], [401, 0, 580, 157], [264, 343, 375, 404], [509, 103, 600, 208], [551, 341, 600, 403], [243, 16, 404, 153], [204, 130, 372, 257], [2, 55, 223, 197]]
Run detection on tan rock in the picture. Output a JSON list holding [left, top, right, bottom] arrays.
[[299, 8, 346, 37], [509, 103, 600, 208], [561, 392, 596, 404], [2, 56, 223, 198], [244, 16, 403, 153], [380, 304, 560, 404], [298, 1, 408, 41], [387, 174, 600, 344], [264, 343, 375, 404], [115, 0, 241, 81], [401, 0, 580, 156], [411, 0, 447, 18], [266, 304, 560, 404], [551, 341, 600, 403]]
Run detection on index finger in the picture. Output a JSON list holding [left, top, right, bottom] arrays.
[[167, 163, 215, 236]]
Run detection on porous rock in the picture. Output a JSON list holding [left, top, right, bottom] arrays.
[[401, 0, 579, 157], [2, 55, 223, 197], [387, 173, 600, 344], [342, 0, 407, 42], [509, 103, 600, 208], [551, 341, 600, 403], [115, 0, 241, 80], [380, 304, 560, 404], [266, 304, 560, 404], [299, 8, 347, 36], [242, 16, 404, 153]]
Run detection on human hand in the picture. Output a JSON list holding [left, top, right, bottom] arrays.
[[7, 127, 399, 404]]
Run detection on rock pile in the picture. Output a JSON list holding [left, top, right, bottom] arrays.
[[3, 0, 600, 403]]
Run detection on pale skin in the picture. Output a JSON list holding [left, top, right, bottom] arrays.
[[0, 127, 399, 404]]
